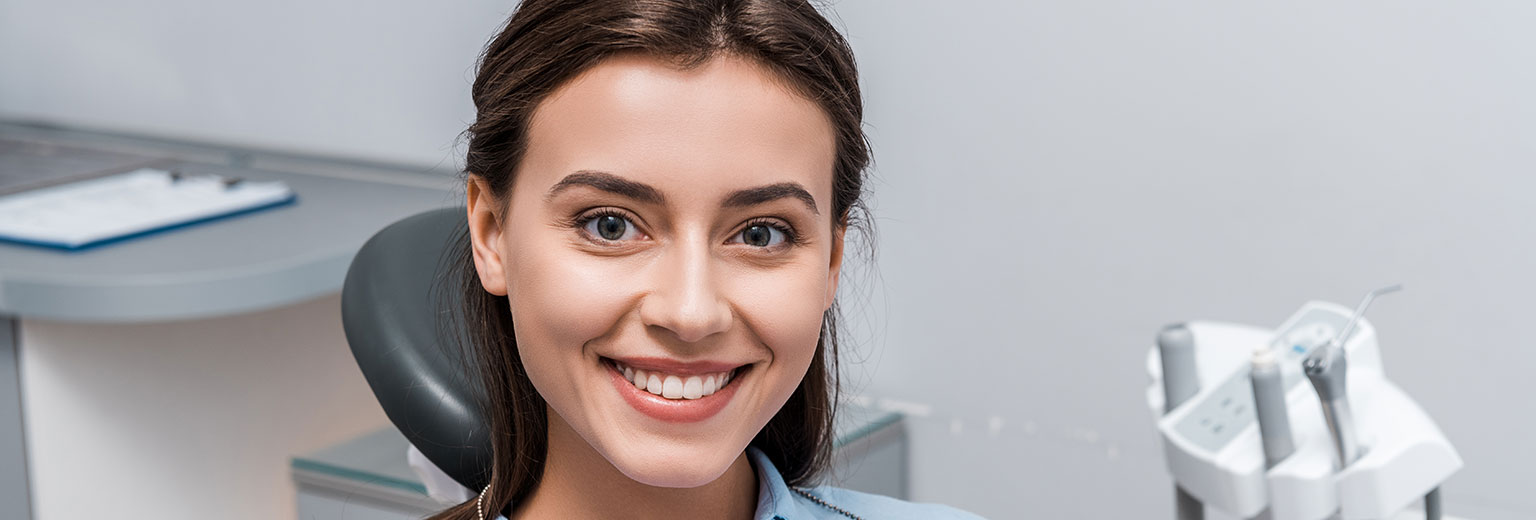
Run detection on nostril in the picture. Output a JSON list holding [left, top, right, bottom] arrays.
[[635, 282, 733, 343]]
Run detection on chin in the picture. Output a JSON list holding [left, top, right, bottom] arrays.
[[601, 438, 745, 488]]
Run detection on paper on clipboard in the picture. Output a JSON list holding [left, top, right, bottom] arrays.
[[0, 168, 296, 250]]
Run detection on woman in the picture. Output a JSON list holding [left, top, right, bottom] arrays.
[[442, 1, 982, 518]]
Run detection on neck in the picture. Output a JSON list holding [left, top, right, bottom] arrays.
[[511, 407, 759, 520]]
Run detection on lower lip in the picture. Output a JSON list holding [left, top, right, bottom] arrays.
[[605, 360, 745, 423]]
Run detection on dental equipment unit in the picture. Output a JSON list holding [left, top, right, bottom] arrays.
[[1147, 287, 1461, 520]]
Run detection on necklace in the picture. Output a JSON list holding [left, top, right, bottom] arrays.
[[791, 487, 863, 520], [477, 484, 489, 520]]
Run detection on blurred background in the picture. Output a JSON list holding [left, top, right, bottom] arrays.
[[1, 0, 1532, 519]]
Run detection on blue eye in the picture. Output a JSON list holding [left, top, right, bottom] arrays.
[[738, 223, 786, 247], [584, 214, 638, 241]]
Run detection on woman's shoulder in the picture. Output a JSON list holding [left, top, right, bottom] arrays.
[[788, 484, 988, 520]]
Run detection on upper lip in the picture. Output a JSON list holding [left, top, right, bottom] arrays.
[[604, 356, 750, 376]]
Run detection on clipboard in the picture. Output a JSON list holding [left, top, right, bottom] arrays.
[[0, 167, 298, 251]]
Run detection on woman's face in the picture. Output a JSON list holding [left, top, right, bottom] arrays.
[[467, 53, 843, 488]]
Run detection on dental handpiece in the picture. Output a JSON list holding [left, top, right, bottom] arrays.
[[1159, 324, 1204, 520], [1305, 339, 1361, 467], [1304, 285, 1401, 468], [1159, 324, 1200, 413], [1250, 347, 1296, 469]]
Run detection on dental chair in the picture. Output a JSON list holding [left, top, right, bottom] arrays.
[[339, 207, 490, 493]]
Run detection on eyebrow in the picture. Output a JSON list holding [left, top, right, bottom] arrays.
[[722, 182, 819, 215], [546, 170, 665, 205], [546, 170, 819, 215]]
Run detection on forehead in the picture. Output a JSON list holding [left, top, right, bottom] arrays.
[[516, 53, 837, 211]]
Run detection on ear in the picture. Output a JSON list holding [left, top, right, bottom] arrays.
[[824, 220, 847, 310], [466, 175, 510, 296]]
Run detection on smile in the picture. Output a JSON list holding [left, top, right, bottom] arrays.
[[602, 357, 750, 423], [613, 359, 736, 400]]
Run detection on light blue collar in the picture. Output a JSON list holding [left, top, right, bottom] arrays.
[[747, 445, 821, 520], [495, 446, 819, 520]]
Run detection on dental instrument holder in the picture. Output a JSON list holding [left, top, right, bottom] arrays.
[[1145, 301, 1462, 520]]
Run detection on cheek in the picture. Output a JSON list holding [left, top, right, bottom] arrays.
[[501, 235, 637, 386], [727, 262, 829, 373]]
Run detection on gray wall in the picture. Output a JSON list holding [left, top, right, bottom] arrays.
[[3, 1, 1532, 518], [0, 0, 503, 167], [831, 2, 1534, 519]]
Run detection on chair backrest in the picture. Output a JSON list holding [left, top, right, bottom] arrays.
[[341, 207, 490, 490]]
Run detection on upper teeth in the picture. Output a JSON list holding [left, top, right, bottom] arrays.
[[617, 362, 735, 400]]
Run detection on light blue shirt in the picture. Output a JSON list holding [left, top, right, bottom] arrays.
[[496, 445, 986, 519]]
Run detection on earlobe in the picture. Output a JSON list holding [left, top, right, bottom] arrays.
[[824, 223, 846, 310], [466, 175, 510, 297]]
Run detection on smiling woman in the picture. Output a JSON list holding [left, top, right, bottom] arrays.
[[441, 1, 979, 519]]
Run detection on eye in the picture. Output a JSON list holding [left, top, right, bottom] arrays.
[[582, 213, 640, 241], [734, 222, 789, 248]]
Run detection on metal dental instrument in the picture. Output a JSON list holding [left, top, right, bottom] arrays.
[[1305, 337, 1359, 469], [1303, 284, 1402, 468], [1159, 324, 1205, 520]]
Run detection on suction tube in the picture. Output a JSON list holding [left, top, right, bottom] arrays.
[[1159, 324, 1203, 520]]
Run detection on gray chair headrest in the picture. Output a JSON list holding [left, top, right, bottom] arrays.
[[341, 207, 491, 490]]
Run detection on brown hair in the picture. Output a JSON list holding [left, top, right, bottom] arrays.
[[436, 0, 870, 517]]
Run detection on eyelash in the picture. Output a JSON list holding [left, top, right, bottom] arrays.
[[570, 208, 640, 243], [568, 209, 803, 248], [738, 218, 803, 248]]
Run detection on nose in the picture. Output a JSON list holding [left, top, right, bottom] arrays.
[[638, 237, 733, 344]]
